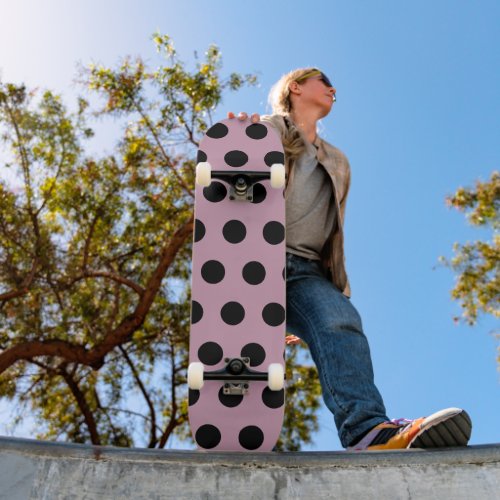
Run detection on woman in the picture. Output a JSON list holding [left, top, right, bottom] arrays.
[[227, 67, 472, 450]]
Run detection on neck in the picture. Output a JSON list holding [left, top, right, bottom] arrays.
[[289, 107, 321, 144]]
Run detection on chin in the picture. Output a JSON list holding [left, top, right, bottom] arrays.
[[319, 106, 332, 119]]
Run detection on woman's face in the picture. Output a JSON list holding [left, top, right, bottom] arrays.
[[292, 74, 337, 116]]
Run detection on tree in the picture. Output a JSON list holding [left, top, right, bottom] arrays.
[[0, 33, 322, 449], [442, 171, 499, 358]]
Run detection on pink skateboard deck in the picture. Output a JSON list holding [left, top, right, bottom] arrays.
[[188, 118, 286, 451]]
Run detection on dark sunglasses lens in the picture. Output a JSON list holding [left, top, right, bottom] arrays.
[[320, 73, 333, 87]]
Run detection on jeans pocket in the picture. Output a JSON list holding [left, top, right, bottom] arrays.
[[285, 254, 296, 277]]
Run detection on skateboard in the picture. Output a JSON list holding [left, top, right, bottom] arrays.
[[187, 117, 286, 452]]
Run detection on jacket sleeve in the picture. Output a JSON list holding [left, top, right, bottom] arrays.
[[338, 155, 351, 227], [340, 154, 351, 297]]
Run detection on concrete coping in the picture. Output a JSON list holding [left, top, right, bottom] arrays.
[[1, 435, 500, 469]]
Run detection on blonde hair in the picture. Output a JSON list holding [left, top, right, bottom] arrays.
[[268, 67, 321, 115], [267, 67, 319, 176]]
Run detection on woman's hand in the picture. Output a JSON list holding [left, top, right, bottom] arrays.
[[227, 111, 260, 123], [285, 335, 302, 346]]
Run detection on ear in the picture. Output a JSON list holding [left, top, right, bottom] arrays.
[[288, 81, 302, 96]]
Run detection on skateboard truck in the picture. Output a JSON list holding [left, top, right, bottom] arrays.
[[188, 357, 285, 395], [211, 171, 270, 202], [195, 162, 286, 201], [205, 357, 268, 395]]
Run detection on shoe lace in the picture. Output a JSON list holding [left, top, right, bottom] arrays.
[[351, 417, 422, 449], [387, 417, 416, 433], [389, 418, 415, 426]]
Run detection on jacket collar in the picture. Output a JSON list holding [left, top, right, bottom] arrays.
[[314, 136, 337, 177], [283, 115, 337, 175]]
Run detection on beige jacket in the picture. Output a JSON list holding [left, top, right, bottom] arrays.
[[261, 114, 352, 297]]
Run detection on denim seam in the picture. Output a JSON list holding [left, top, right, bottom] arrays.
[[288, 293, 351, 416]]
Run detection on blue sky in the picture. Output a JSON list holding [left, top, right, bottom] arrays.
[[0, 0, 498, 450]]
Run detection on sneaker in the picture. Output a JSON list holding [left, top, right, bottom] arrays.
[[348, 407, 472, 451]]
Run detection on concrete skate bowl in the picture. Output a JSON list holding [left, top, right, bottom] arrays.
[[1, 436, 499, 499]]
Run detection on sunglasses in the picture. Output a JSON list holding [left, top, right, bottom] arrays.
[[296, 69, 334, 89]]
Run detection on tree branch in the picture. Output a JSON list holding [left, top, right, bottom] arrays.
[[129, 93, 194, 198], [3, 99, 43, 251], [82, 189, 119, 271], [159, 347, 179, 448], [83, 270, 145, 296], [0, 257, 39, 302], [35, 143, 67, 217], [0, 217, 32, 256], [58, 365, 101, 445], [119, 345, 158, 447], [158, 340, 179, 448], [0, 217, 194, 374]]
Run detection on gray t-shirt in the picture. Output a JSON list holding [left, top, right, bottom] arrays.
[[286, 141, 336, 260]]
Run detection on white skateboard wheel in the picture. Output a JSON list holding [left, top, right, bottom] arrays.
[[188, 362, 204, 390], [270, 163, 285, 189], [268, 363, 284, 391], [196, 162, 212, 187]]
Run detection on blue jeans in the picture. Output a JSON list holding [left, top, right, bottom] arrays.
[[286, 253, 389, 448]]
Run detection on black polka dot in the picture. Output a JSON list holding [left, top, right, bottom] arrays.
[[262, 303, 285, 326], [242, 261, 266, 285], [223, 220, 246, 244], [251, 183, 267, 204], [263, 221, 285, 245], [239, 426, 264, 450], [196, 424, 221, 449], [264, 151, 285, 166], [218, 386, 244, 408], [224, 150, 248, 168], [198, 341, 223, 365], [221, 302, 245, 325], [197, 150, 207, 162], [262, 387, 285, 409], [282, 267, 286, 280], [206, 123, 229, 139], [189, 389, 200, 406], [241, 343, 266, 366], [194, 219, 205, 242], [201, 260, 225, 284], [245, 123, 268, 140], [203, 181, 227, 203], [191, 300, 203, 324]]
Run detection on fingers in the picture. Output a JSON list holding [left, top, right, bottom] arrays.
[[226, 112, 260, 123], [285, 335, 301, 345], [226, 111, 247, 120]]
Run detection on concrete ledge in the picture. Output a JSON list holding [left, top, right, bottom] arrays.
[[1, 436, 499, 499]]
